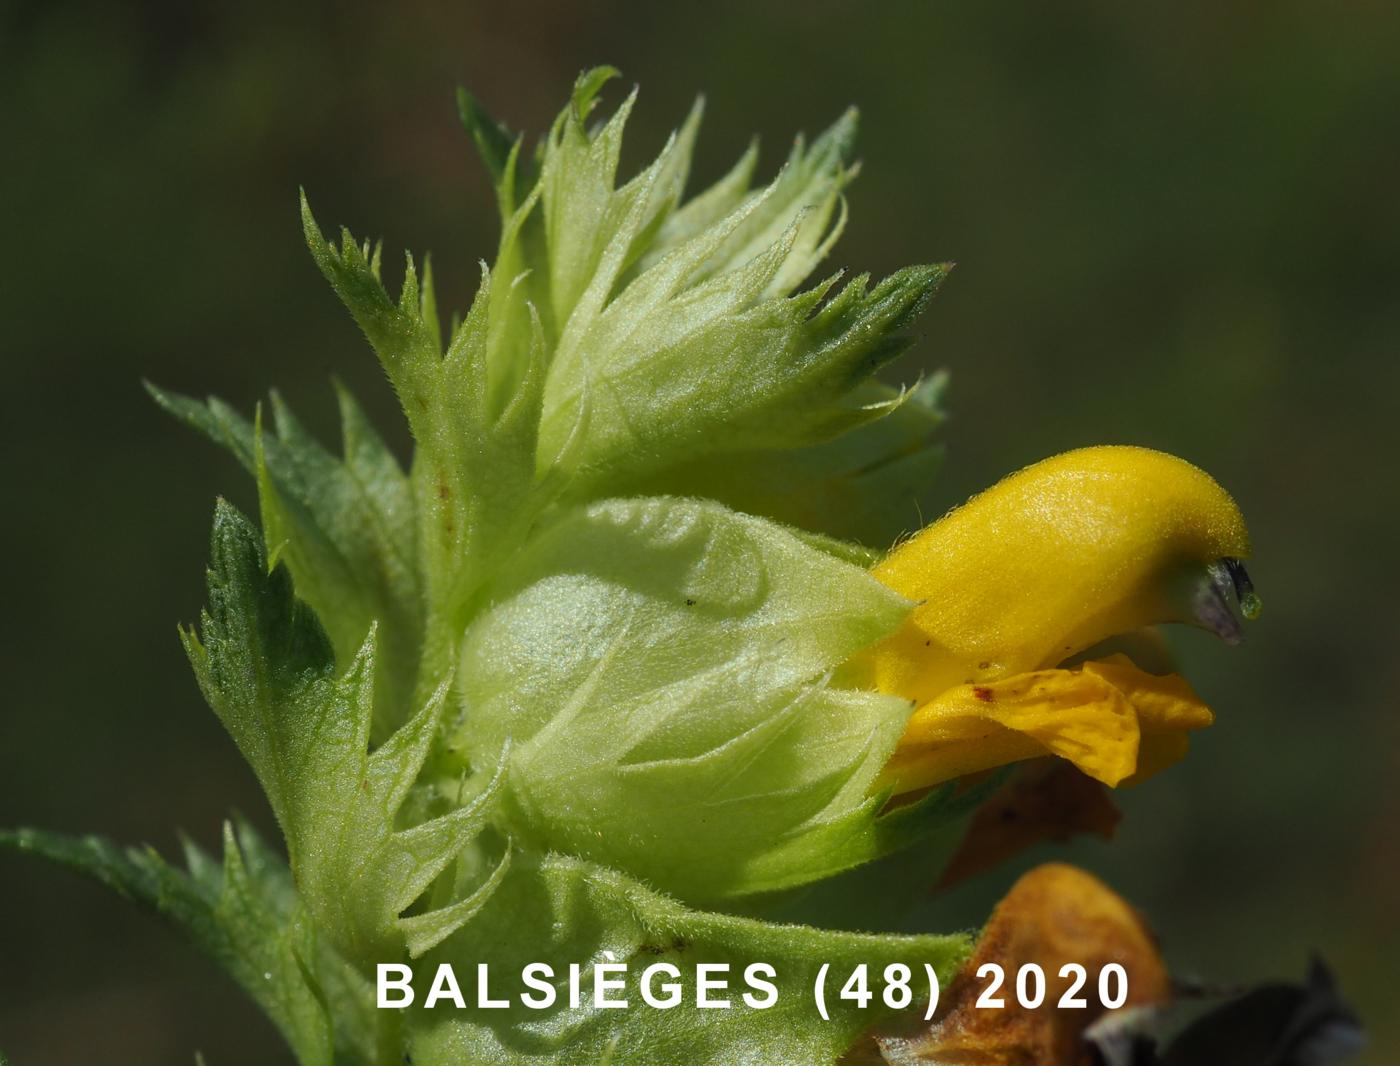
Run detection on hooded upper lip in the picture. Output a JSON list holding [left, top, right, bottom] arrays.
[[1194, 557, 1259, 645]]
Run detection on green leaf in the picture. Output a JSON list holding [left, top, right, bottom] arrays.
[[456, 87, 518, 185], [625, 374, 949, 547], [182, 498, 339, 840], [299, 193, 443, 418], [300, 192, 551, 688], [514, 93, 946, 495], [398, 845, 513, 958], [182, 501, 507, 964], [148, 382, 423, 739], [76, 72, 994, 1066], [456, 496, 922, 901], [538, 247, 947, 491], [745, 771, 1008, 925], [401, 851, 972, 1066], [0, 821, 375, 1066], [301, 78, 946, 686], [636, 107, 858, 295], [457, 90, 550, 410], [451, 76, 943, 507]]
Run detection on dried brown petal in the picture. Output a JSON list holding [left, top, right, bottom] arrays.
[[857, 864, 1171, 1066], [936, 760, 1122, 892]]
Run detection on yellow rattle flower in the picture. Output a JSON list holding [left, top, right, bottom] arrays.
[[859, 445, 1260, 794]]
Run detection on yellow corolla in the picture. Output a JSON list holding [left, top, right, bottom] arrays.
[[859, 446, 1260, 795]]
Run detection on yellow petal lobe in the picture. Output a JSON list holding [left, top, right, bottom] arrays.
[[879, 657, 1213, 794], [1083, 655, 1214, 784]]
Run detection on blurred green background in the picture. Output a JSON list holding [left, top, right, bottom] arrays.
[[2, 1, 1397, 1061]]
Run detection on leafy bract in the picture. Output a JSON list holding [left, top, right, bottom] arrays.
[[299, 195, 546, 690], [404, 852, 973, 1066], [6, 68, 976, 1065], [148, 382, 423, 739], [0, 820, 375, 1066], [626, 375, 949, 547], [493, 70, 948, 493], [456, 495, 930, 901], [182, 501, 507, 964], [290, 68, 949, 682], [538, 256, 946, 493]]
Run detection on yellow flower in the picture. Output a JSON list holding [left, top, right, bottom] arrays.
[[859, 445, 1260, 794]]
